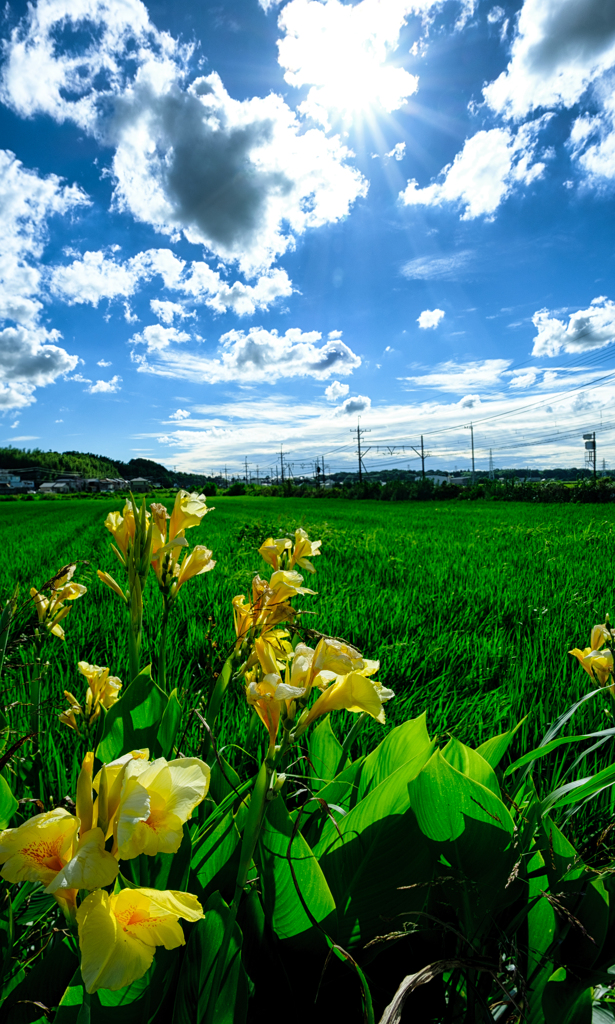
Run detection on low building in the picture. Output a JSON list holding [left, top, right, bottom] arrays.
[[130, 477, 151, 491], [39, 481, 71, 494]]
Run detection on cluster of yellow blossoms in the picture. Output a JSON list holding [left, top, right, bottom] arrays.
[[234, 528, 394, 747], [570, 620, 615, 690], [98, 490, 215, 603], [0, 749, 210, 993], [60, 662, 122, 734], [30, 564, 87, 640]]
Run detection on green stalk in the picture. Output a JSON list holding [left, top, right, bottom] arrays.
[[158, 599, 170, 693], [202, 654, 233, 761], [334, 712, 367, 776], [204, 758, 272, 1024]]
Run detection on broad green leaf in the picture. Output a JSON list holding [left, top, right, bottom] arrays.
[[408, 749, 513, 842], [191, 805, 246, 901], [356, 713, 432, 800], [441, 736, 501, 795], [171, 891, 249, 1024], [125, 823, 191, 892], [0, 709, 9, 757], [308, 715, 346, 787], [526, 851, 558, 1024], [542, 967, 593, 1024], [314, 754, 435, 947], [4, 933, 77, 1023], [97, 665, 167, 762], [476, 715, 527, 769], [209, 757, 242, 806], [258, 794, 335, 947], [0, 774, 18, 829], [55, 953, 180, 1023], [157, 688, 182, 759]]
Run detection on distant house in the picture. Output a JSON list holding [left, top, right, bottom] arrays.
[[39, 481, 71, 494], [130, 477, 151, 491]]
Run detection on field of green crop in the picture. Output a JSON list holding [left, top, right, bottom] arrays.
[[4, 495, 615, 833]]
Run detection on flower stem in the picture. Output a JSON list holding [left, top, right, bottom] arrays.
[[334, 712, 367, 776]]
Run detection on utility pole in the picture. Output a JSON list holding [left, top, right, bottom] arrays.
[[489, 449, 494, 480], [256, 465, 259, 485], [583, 431, 596, 480], [465, 423, 475, 485], [352, 420, 371, 482], [321, 455, 326, 485], [410, 435, 427, 479], [244, 457, 249, 484], [280, 446, 285, 486], [224, 465, 228, 485]]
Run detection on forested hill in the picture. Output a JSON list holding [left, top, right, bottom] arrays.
[[0, 447, 213, 489]]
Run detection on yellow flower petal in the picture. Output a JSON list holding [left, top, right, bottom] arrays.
[[0, 809, 78, 885], [45, 827, 118, 893], [302, 671, 394, 729]]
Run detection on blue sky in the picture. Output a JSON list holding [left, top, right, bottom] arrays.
[[2, 0, 615, 475]]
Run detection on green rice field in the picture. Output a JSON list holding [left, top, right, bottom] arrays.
[[4, 495, 615, 827]]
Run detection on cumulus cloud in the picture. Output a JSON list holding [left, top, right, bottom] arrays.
[[0, 324, 79, 408], [110, 69, 367, 272], [169, 408, 191, 420], [484, 0, 615, 120], [87, 374, 122, 393], [0, 150, 89, 326], [458, 394, 481, 408], [531, 297, 615, 356], [131, 325, 361, 384], [400, 121, 550, 219], [417, 308, 445, 329], [401, 358, 511, 392], [276, 0, 420, 128], [324, 380, 350, 402], [385, 142, 406, 161], [132, 324, 191, 352], [150, 299, 193, 324], [336, 394, 372, 415], [2, 2, 367, 276], [401, 251, 473, 279], [50, 247, 293, 316]]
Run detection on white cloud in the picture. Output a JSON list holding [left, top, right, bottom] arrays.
[[0, 149, 89, 326], [87, 375, 122, 393], [10, 421, 19, 429], [276, 0, 420, 128], [0, 0, 177, 129], [458, 394, 481, 408], [531, 297, 615, 357], [110, 69, 367, 273], [324, 380, 350, 402], [132, 324, 191, 353], [401, 250, 473, 279], [50, 247, 293, 316], [169, 408, 190, 420], [97, 359, 112, 367], [336, 393, 372, 415], [569, 92, 615, 182], [50, 249, 138, 305], [150, 299, 193, 324], [0, 324, 78, 408], [487, 6, 505, 23], [484, 0, 615, 120], [402, 358, 511, 392], [131, 325, 361, 384], [509, 367, 539, 388], [400, 121, 550, 219], [417, 308, 445, 329], [2, 2, 367, 277], [385, 142, 406, 161]]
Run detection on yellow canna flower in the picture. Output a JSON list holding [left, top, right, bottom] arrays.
[[269, 570, 316, 603], [168, 490, 213, 542], [104, 502, 141, 559], [96, 570, 127, 602], [259, 537, 291, 571], [30, 573, 87, 641], [78, 662, 123, 715], [0, 809, 78, 886], [299, 671, 395, 731], [45, 827, 119, 895], [150, 502, 170, 555], [246, 673, 307, 746], [569, 646, 614, 687], [113, 756, 210, 860], [289, 528, 322, 573], [77, 887, 203, 994], [175, 546, 216, 592], [92, 750, 150, 839]]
